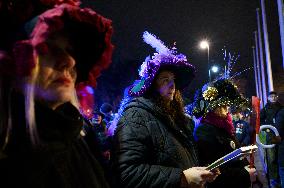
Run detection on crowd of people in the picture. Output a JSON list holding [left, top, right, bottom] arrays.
[[0, 1, 283, 188]]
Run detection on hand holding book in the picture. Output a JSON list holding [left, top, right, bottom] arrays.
[[206, 145, 258, 171]]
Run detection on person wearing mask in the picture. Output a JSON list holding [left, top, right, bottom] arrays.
[[0, 2, 114, 187], [111, 31, 219, 188], [191, 79, 257, 188]]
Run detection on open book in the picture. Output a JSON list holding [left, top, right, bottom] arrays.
[[206, 145, 258, 171]]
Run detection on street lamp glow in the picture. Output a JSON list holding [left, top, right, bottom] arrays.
[[211, 65, 219, 73], [199, 40, 210, 81], [200, 40, 209, 49]]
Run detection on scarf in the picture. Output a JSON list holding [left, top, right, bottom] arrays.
[[201, 112, 235, 136]]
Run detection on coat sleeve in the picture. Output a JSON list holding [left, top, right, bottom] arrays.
[[275, 108, 284, 138], [112, 108, 183, 188]]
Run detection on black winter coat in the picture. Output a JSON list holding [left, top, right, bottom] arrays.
[[275, 108, 284, 166], [194, 122, 251, 188], [260, 102, 282, 125], [112, 97, 199, 188], [0, 95, 109, 188]]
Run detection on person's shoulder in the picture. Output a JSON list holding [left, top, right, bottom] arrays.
[[183, 114, 195, 130], [195, 122, 216, 134], [123, 104, 150, 117], [194, 122, 218, 142], [184, 114, 194, 123], [118, 102, 151, 127], [115, 107, 152, 138], [123, 97, 153, 114]]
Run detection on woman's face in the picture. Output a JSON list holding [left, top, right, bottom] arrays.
[[35, 35, 76, 109], [92, 114, 102, 124], [214, 105, 229, 118], [155, 70, 176, 102]]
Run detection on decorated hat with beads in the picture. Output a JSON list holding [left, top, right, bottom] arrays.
[[128, 31, 195, 97], [191, 79, 248, 118]]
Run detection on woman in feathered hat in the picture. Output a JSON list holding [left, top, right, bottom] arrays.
[[111, 31, 219, 188], [0, 1, 113, 187], [191, 78, 257, 188]]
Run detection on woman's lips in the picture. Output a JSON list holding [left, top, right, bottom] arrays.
[[53, 77, 72, 85]]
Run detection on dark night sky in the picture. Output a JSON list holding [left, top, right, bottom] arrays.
[[82, 0, 283, 107]]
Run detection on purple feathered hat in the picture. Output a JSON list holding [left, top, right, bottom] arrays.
[[129, 31, 195, 97]]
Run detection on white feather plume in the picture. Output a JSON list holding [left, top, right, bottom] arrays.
[[143, 31, 170, 55]]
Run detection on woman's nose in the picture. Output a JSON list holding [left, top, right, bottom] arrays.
[[56, 52, 75, 70], [168, 80, 175, 89]]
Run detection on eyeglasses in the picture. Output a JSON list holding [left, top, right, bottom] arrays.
[[268, 95, 278, 98]]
